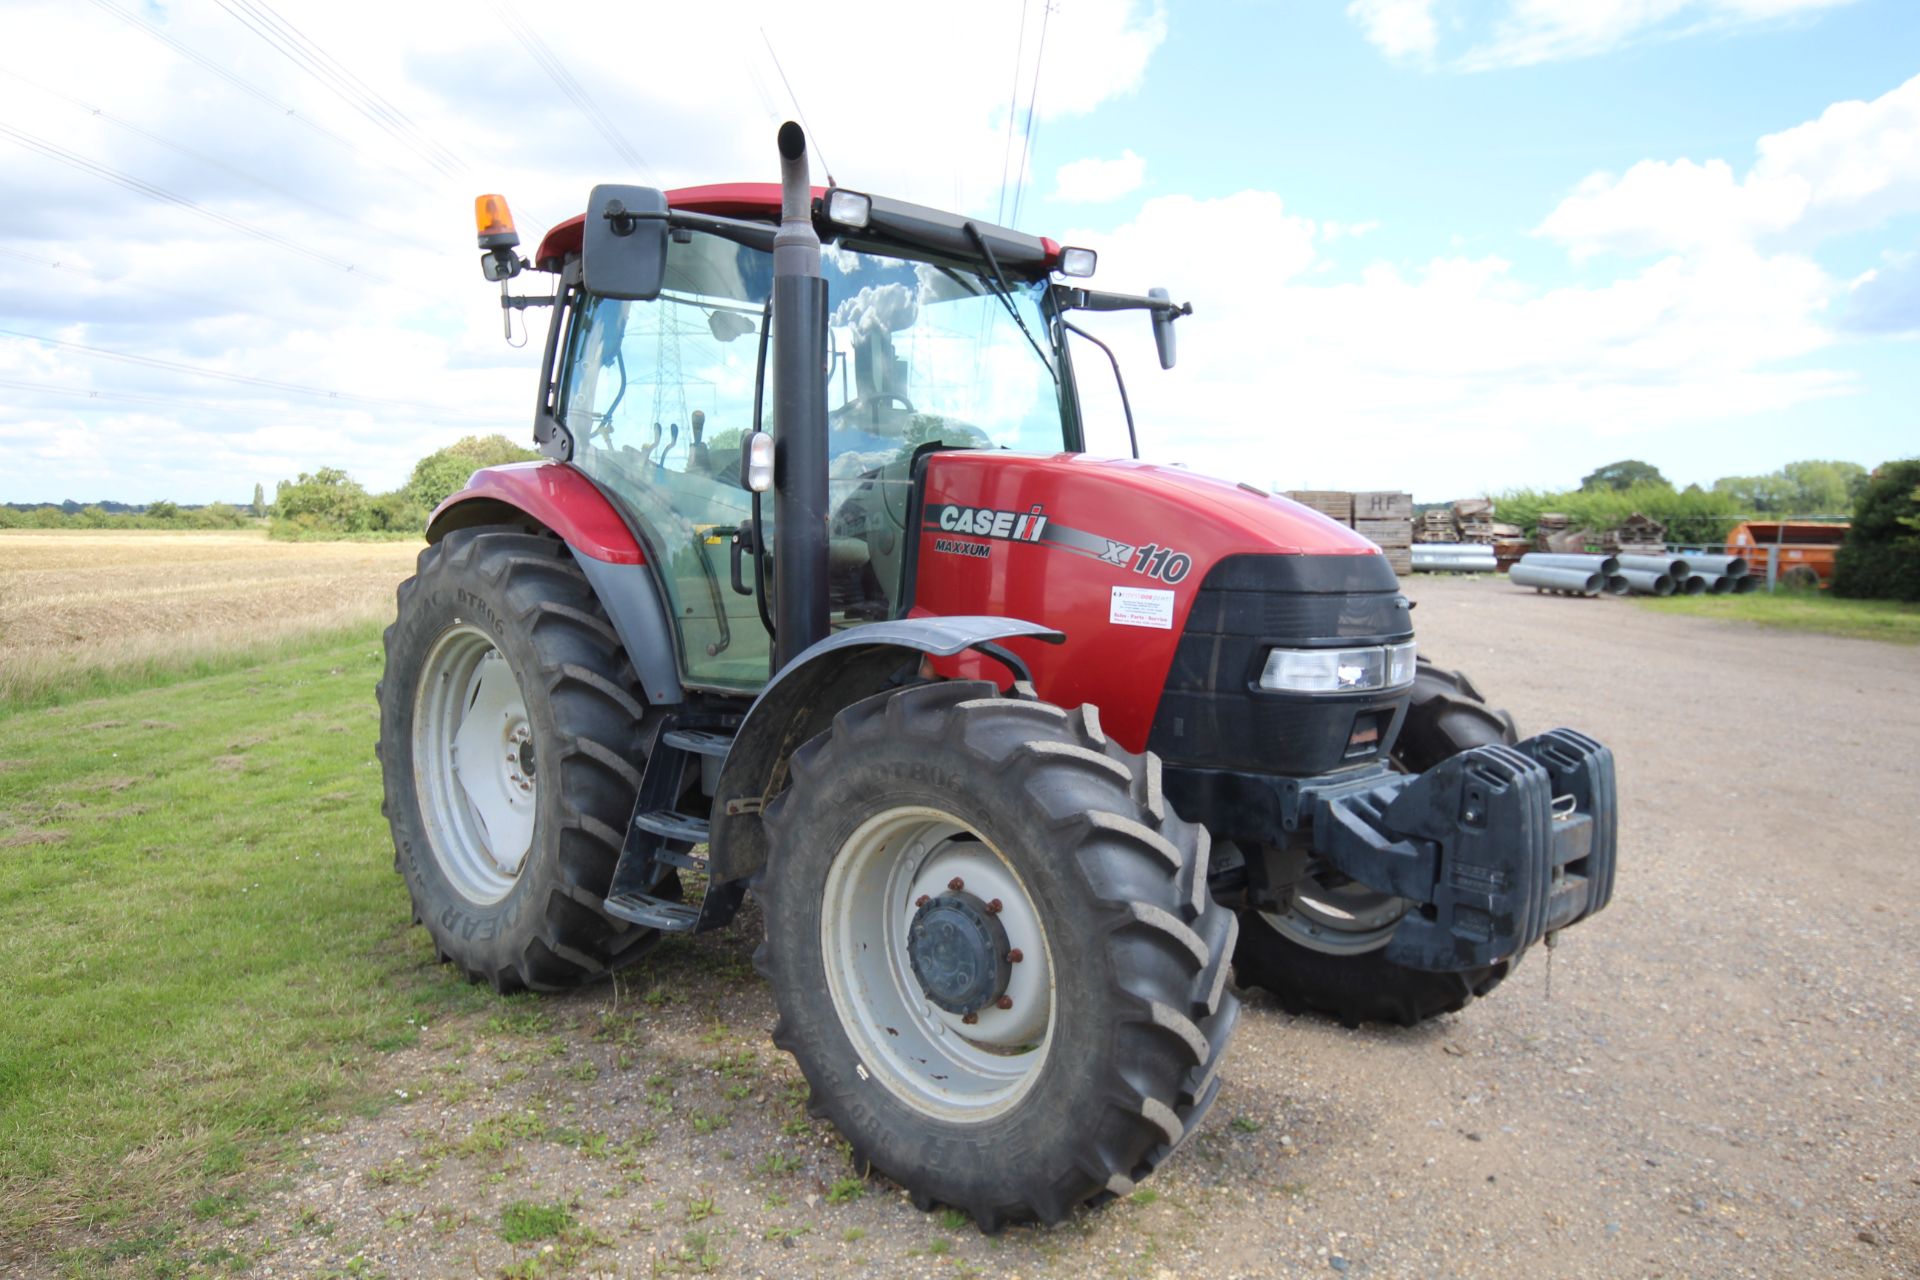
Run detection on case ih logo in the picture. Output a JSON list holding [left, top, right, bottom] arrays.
[[923, 504, 1192, 584], [933, 504, 1050, 542]]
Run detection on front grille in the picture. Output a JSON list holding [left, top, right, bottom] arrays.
[[1148, 553, 1414, 776]]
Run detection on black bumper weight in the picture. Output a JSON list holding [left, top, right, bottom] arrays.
[[1311, 730, 1618, 972]]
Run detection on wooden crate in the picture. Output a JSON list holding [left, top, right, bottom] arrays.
[[1283, 490, 1353, 523], [1354, 491, 1413, 520], [1381, 545, 1413, 574], [1354, 517, 1413, 548]]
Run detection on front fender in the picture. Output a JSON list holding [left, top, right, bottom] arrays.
[[704, 616, 1064, 891]]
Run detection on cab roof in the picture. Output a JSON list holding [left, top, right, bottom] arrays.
[[532, 183, 1065, 279]]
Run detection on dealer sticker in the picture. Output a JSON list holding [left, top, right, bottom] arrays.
[[1110, 585, 1175, 630]]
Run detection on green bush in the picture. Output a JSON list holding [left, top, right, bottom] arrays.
[[405, 434, 541, 512], [1832, 459, 1920, 602], [1492, 482, 1742, 544], [271, 467, 369, 535]]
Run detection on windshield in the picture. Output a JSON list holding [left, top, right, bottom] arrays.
[[559, 229, 1070, 688]]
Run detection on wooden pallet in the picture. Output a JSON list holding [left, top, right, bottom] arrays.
[[1283, 490, 1353, 524]]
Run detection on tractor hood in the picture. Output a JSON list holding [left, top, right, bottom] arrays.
[[910, 450, 1395, 751]]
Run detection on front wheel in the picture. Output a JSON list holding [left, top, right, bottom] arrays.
[[755, 681, 1238, 1231], [1231, 659, 1518, 1027]]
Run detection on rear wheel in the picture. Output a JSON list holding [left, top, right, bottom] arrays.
[[755, 681, 1238, 1231], [377, 526, 669, 991], [1231, 659, 1517, 1027]]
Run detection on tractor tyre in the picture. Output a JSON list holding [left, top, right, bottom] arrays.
[[1231, 658, 1517, 1027], [754, 681, 1239, 1232], [376, 526, 670, 992]]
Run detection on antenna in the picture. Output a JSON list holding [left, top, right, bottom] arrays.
[[760, 29, 836, 186]]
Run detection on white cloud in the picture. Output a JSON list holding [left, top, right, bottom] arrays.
[[1347, 0, 1439, 62], [1062, 187, 1844, 496], [1050, 150, 1147, 203], [0, 0, 1168, 502], [1366, 0, 1861, 71], [1538, 73, 1920, 258]]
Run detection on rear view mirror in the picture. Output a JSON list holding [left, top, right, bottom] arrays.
[[1148, 287, 1177, 370], [582, 184, 668, 300]]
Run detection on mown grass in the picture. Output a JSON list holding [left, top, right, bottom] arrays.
[[1639, 589, 1920, 644], [1, 618, 387, 714], [0, 631, 498, 1254]]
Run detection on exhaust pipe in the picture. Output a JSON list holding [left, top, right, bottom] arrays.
[[771, 121, 830, 672]]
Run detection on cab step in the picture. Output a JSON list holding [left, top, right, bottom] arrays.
[[602, 719, 736, 933], [603, 892, 701, 931]]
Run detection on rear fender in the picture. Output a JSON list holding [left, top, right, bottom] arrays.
[[428, 462, 684, 705], [705, 616, 1065, 891]]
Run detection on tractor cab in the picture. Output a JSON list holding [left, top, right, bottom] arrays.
[[550, 202, 1070, 688]]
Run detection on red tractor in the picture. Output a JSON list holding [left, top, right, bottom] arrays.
[[379, 125, 1617, 1230]]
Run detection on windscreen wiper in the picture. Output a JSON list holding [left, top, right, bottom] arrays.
[[962, 222, 1058, 384]]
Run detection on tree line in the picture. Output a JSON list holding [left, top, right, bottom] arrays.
[[0, 436, 538, 538]]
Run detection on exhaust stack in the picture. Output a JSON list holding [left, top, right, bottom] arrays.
[[770, 122, 830, 671]]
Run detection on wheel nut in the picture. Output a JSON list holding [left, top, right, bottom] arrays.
[[914, 894, 930, 908], [961, 1012, 978, 1025], [1007, 948, 1023, 964], [995, 996, 1013, 1010], [986, 898, 1003, 914], [948, 877, 964, 891]]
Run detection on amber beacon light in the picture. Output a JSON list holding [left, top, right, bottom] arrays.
[[475, 194, 519, 249]]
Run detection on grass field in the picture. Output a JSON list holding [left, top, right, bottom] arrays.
[[0, 530, 474, 1269], [0, 529, 421, 710], [1639, 587, 1920, 643], [0, 632, 504, 1259]]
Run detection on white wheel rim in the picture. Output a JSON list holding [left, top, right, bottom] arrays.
[[1259, 878, 1408, 956], [412, 624, 536, 905], [820, 806, 1055, 1121]]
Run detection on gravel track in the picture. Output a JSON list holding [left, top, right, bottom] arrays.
[[195, 576, 1920, 1277]]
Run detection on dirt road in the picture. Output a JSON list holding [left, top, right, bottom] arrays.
[[218, 576, 1920, 1278]]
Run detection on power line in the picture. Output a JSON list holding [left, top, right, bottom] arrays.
[[0, 375, 254, 417], [490, 0, 657, 183], [0, 246, 267, 316], [0, 327, 488, 420], [82, 0, 436, 194], [0, 66, 443, 256], [1008, 0, 1056, 229], [761, 29, 835, 186], [213, 0, 467, 179], [995, 0, 1031, 225], [0, 123, 422, 291]]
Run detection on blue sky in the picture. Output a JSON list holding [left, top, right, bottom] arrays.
[[1, 0, 1915, 503]]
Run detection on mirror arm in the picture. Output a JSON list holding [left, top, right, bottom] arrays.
[[1061, 319, 1138, 460]]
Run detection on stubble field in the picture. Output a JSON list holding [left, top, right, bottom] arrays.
[[0, 529, 421, 708]]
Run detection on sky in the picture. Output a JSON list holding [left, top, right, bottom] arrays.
[[1, 0, 1916, 505]]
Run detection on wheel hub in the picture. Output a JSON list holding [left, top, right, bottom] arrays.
[[907, 892, 1012, 1015]]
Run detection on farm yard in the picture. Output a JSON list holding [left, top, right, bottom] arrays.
[[2, 534, 1917, 1278]]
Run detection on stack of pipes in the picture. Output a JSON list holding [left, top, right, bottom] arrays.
[[1615, 552, 1686, 596], [1513, 551, 1757, 596], [1509, 552, 1622, 597], [1411, 542, 1498, 572], [1682, 553, 1757, 594]]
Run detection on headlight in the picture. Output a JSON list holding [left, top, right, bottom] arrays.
[[1259, 641, 1416, 694]]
